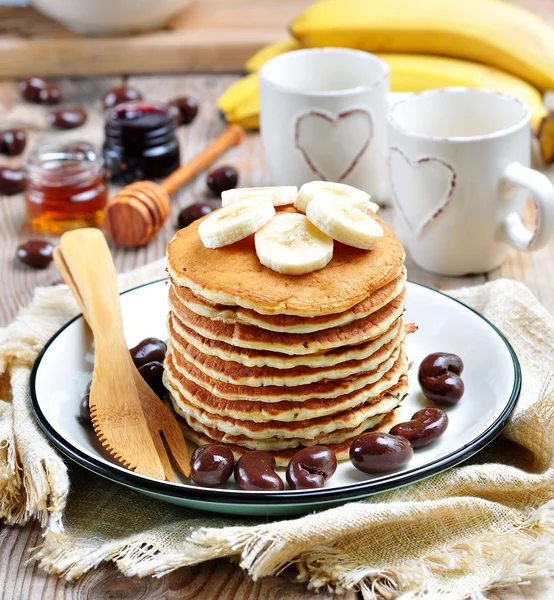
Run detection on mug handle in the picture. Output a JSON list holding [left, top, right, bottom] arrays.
[[500, 162, 554, 251]]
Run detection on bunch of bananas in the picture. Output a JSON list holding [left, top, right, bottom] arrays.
[[217, 0, 554, 163]]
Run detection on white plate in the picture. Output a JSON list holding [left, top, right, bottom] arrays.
[[30, 280, 520, 516]]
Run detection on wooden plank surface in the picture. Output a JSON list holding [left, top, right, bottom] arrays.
[[0, 520, 352, 600], [0, 0, 312, 77], [0, 0, 551, 78]]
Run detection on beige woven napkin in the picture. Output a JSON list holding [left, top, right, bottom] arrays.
[[1, 259, 554, 600]]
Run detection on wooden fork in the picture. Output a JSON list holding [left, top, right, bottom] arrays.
[[55, 229, 190, 481]]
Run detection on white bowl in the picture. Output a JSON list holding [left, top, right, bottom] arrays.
[[32, 0, 195, 36], [30, 280, 520, 516]]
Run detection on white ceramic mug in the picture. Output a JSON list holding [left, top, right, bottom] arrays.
[[388, 88, 554, 275], [259, 48, 390, 203]]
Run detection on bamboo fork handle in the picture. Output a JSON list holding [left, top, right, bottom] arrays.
[[160, 124, 245, 196], [59, 229, 126, 342], [58, 229, 168, 480], [53, 247, 88, 319]]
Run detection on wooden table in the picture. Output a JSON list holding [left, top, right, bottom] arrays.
[[0, 0, 315, 76], [2, 0, 554, 597]]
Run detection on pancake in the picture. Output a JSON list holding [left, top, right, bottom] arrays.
[[179, 378, 408, 451], [169, 287, 406, 355], [173, 268, 407, 334], [170, 314, 413, 369], [182, 414, 387, 453], [172, 385, 404, 439], [166, 201, 411, 461], [164, 350, 408, 423], [167, 210, 405, 317], [167, 316, 406, 386], [166, 340, 405, 402], [179, 408, 400, 467]]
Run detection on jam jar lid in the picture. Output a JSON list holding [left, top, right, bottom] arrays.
[[25, 141, 104, 187], [104, 101, 179, 147]]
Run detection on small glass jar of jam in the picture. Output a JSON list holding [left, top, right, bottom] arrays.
[[103, 102, 180, 184], [24, 141, 108, 234]]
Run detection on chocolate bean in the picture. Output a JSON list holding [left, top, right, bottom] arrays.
[[169, 96, 199, 125], [286, 446, 337, 489], [177, 202, 214, 229], [418, 352, 464, 405], [191, 444, 234, 487], [103, 86, 143, 110], [0, 128, 26, 156], [138, 361, 166, 398], [20, 77, 61, 104], [234, 450, 284, 491], [130, 337, 167, 368], [0, 167, 25, 195], [16, 240, 54, 269], [79, 393, 93, 425], [350, 432, 413, 474], [389, 408, 448, 448], [206, 166, 238, 196], [47, 107, 88, 130]]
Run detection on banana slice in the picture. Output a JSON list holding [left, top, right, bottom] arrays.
[[255, 213, 333, 275], [294, 181, 378, 214], [306, 194, 383, 250], [198, 198, 275, 249], [222, 186, 298, 207]]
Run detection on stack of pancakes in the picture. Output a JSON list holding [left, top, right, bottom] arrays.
[[164, 211, 413, 466]]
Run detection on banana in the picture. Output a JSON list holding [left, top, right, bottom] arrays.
[[381, 54, 546, 130], [198, 198, 275, 249], [246, 38, 302, 72], [294, 181, 378, 214], [290, 0, 554, 93], [306, 194, 383, 250], [217, 72, 257, 115], [538, 110, 554, 164], [222, 186, 298, 207], [255, 213, 333, 275], [217, 73, 259, 130], [218, 53, 546, 131]]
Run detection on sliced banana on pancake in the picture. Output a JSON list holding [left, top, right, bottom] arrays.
[[307, 195, 384, 250], [198, 197, 275, 248], [221, 186, 297, 207], [294, 181, 379, 214], [255, 213, 333, 275]]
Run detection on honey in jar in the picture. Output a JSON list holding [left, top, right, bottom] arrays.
[[24, 141, 108, 234]]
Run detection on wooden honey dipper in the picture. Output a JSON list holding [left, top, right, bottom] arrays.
[[103, 124, 245, 247]]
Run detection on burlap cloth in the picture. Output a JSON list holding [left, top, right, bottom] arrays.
[[1, 258, 554, 600]]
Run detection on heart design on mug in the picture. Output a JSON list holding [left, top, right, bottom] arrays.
[[295, 109, 373, 181], [389, 147, 457, 234]]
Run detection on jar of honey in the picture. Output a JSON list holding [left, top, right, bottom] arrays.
[[24, 141, 108, 234], [103, 102, 180, 184]]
